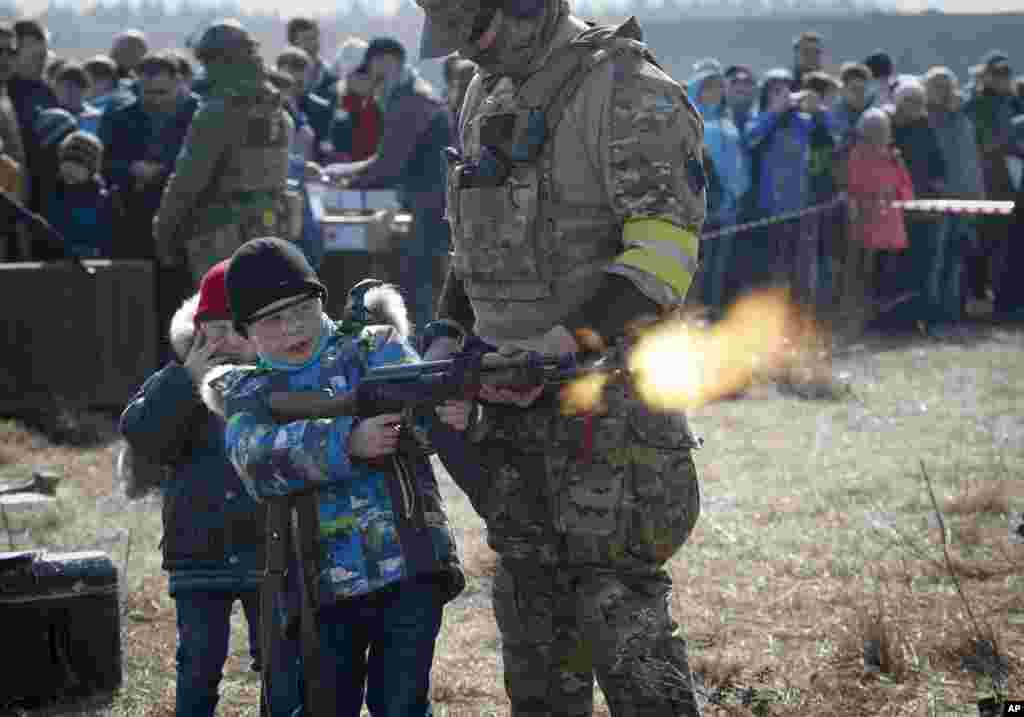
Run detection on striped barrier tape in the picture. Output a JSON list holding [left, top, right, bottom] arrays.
[[701, 195, 1017, 241], [891, 199, 1015, 216]]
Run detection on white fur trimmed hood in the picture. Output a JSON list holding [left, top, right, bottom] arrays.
[[169, 293, 200, 361], [199, 283, 412, 418]]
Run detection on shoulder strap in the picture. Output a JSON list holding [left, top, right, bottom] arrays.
[[519, 17, 659, 140]]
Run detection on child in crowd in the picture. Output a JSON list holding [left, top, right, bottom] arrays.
[[47, 130, 115, 258], [204, 237, 469, 717], [836, 107, 914, 339], [120, 260, 301, 717]]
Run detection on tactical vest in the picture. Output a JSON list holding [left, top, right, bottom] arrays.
[[447, 19, 661, 345], [193, 87, 295, 235]]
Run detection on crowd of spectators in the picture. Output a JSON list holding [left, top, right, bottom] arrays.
[[0, 18, 1022, 351], [692, 32, 1024, 339]]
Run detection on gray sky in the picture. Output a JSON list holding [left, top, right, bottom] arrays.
[[21, 0, 1019, 23]]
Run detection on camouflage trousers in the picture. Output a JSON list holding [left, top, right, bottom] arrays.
[[185, 196, 297, 285], [473, 383, 703, 716], [494, 561, 701, 717]]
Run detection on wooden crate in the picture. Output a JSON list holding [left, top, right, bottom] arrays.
[[0, 260, 157, 412]]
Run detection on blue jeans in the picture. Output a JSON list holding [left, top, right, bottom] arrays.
[[174, 591, 261, 717], [310, 577, 444, 717]]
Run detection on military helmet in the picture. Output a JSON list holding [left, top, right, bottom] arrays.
[[416, 0, 546, 60], [191, 19, 256, 64]]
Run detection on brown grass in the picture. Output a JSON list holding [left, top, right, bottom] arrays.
[[4, 324, 1024, 716]]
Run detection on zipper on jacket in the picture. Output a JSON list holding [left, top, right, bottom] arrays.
[[392, 455, 426, 532]]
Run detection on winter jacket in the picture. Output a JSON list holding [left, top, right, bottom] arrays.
[[962, 91, 1024, 199], [891, 117, 947, 198], [72, 103, 103, 136], [99, 94, 200, 259], [843, 142, 914, 250], [346, 67, 452, 213], [928, 108, 985, 200], [299, 91, 333, 161], [690, 73, 750, 226], [120, 296, 267, 597], [205, 310, 464, 605], [327, 92, 380, 163], [829, 97, 873, 148], [45, 176, 115, 258], [8, 76, 58, 213], [745, 108, 825, 216]]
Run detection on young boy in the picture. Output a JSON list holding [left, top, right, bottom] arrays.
[[120, 260, 300, 717], [205, 237, 469, 717], [47, 130, 115, 258]]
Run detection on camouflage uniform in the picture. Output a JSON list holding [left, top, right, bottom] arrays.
[[420, 5, 707, 715], [153, 20, 297, 284]]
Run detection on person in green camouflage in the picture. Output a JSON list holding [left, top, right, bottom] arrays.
[[153, 19, 297, 285], [415, 0, 707, 714]]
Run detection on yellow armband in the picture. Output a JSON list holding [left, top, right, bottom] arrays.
[[616, 218, 700, 298]]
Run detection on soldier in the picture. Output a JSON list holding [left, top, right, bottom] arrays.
[[153, 19, 297, 285], [415, 0, 706, 714]]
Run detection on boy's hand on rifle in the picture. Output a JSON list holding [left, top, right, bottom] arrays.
[[435, 400, 473, 431], [348, 413, 403, 459]]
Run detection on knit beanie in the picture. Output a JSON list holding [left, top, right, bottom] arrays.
[[864, 50, 893, 80], [58, 131, 103, 175], [226, 237, 327, 336], [194, 259, 232, 326], [34, 108, 78, 150]]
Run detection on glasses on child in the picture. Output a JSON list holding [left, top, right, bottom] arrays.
[[248, 296, 322, 334]]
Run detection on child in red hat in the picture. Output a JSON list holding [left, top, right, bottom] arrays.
[[120, 259, 301, 717]]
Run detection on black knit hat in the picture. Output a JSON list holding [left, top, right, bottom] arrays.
[[226, 236, 327, 336], [58, 131, 103, 174], [863, 50, 893, 79]]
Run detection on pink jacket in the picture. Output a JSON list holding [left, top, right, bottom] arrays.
[[845, 143, 915, 250]]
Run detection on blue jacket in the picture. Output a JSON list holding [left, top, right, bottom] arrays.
[[690, 73, 750, 227], [745, 108, 831, 215], [347, 67, 452, 213], [98, 94, 200, 213], [299, 91, 334, 161], [46, 177, 115, 258], [120, 297, 266, 596], [210, 316, 464, 604]]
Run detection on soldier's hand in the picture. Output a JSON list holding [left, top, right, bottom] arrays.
[[348, 413, 403, 459], [436, 400, 473, 431], [184, 328, 228, 386], [477, 382, 544, 407]]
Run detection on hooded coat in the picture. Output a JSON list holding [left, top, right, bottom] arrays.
[[745, 70, 829, 216], [202, 286, 464, 605], [689, 71, 750, 227], [120, 295, 267, 596]]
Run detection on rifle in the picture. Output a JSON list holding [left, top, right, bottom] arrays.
[[0, 190, 89, 273], [267, 349, 624, 423]]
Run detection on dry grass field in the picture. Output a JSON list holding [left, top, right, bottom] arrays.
[[1, 322, 1022, 716]]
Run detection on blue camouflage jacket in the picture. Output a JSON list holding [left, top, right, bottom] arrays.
[[211, 317, 464, 604]]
